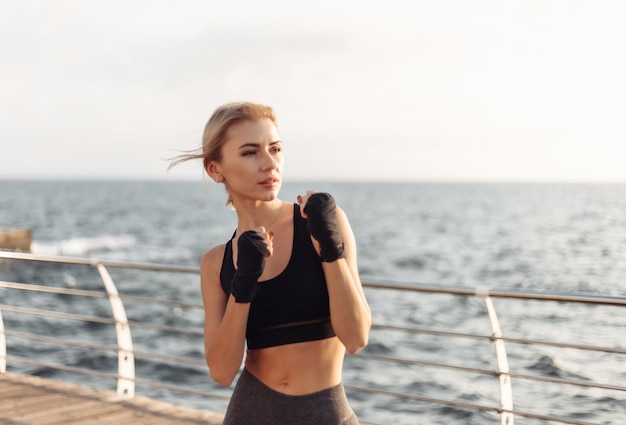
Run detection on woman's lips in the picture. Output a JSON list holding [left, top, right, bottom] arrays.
[[259, 177, 280, 187]]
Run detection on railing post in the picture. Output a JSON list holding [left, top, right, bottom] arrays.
[[95, 263, 135, 398], [480, 291, 514, 425], [0, 307, 6, 373]]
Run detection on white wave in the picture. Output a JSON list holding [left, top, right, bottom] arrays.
[[31, 234, 137, 256]]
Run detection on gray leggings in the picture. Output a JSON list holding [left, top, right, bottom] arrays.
[[222, 369, 359, 425]]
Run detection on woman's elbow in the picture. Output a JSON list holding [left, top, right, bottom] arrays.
[[209, 368, 237, 387], [206, 356, 239, 387], [344, 332, 369, 354], [345, 340, 368, 354], [337, 316, 371, 354]]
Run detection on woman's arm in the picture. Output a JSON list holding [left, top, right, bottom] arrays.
[[200, 246, 249, 386], [299, 192, 371, 353], [322, 207, 371, 353]]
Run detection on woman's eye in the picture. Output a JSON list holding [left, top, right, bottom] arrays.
[[242, 150, 257, 156]]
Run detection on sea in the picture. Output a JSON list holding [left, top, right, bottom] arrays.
[[1, 180, 625, 425]]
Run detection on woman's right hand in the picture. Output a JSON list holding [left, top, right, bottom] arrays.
[[230, 228, 272, 303]]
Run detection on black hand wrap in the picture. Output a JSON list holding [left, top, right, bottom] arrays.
[[303, 193, 345, 262], [231, 230, 268, 303]]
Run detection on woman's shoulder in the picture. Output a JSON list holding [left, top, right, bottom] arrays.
[[200, 243, 227, 276]]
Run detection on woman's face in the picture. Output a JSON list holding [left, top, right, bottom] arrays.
[[213, 118, 284, 203]]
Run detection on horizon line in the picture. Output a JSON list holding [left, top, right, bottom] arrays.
[[2, 176, 626, 185]]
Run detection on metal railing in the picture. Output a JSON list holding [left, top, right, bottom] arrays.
[[1, 251, 625, 425]]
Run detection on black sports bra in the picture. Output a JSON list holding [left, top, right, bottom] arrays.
[[220, 203, 336, 349]]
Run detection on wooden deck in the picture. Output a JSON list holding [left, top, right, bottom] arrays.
[[0, 228, 32, 251], [0, 373, 224, 425]]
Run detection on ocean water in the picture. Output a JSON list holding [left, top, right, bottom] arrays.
[[1, 180, 625, 424]]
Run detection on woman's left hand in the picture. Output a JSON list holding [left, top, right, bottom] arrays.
[[298, 191, 345, 262]]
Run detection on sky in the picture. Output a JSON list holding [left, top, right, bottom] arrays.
[[1, 0, 625, 182]]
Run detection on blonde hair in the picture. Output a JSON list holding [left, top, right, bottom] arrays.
[[169, 101, 278, 204]]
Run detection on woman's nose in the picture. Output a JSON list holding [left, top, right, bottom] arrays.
[[260, 150, 278, 169]]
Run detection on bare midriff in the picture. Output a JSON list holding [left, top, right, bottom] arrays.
[[244, 336, 345, 395]]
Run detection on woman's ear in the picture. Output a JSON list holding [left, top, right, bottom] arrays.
[[206, 161, 224, 183]]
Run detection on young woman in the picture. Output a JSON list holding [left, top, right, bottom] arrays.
[[170, 102, 371, 424]]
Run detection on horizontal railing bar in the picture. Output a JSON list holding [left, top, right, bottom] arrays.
[[502, 336, 626, 355], [0, 304, 203, 337], [503, 409, 597, 425], [117, 293, 203, 310], [5, 330, 119, 354], [354, 353, 497, 377], [372, 323, 493, 341], [132, 350, 206, 368], [6, 355, 229, 402], [0, 280, 203, 310], [4, 330, 206, 368], [486, 289, 626, 306], [7, 355, 228, 401], [6, 355, 120, 381], [362, 276, 626, 306], [0, 304, 116, 325], [345, 384, 500, 414], [0, 281, 108, 298], [355, 352, 626, 395], [124, 320, 204, 337], [0, 251, 198, 273], [509, 371, 626, 392], [373, 323, 625, 355]]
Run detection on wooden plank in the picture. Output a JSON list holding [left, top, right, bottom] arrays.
[[10, 388, 119, 425], [0, 229, 32, 252], [0, 373, 224, 425]]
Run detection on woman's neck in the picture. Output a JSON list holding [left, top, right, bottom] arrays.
[[234, 198, 285, 233]]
